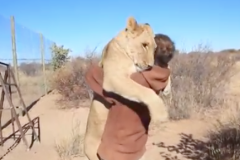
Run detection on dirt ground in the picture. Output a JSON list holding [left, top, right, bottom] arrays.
[[0, 92, 215, 160]]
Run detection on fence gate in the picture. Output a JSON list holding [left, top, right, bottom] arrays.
[[0, 61, 40, 151]]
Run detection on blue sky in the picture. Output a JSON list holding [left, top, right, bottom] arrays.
[[0, 0, 239, 62]]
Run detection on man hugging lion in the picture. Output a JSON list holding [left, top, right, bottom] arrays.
[[85, 33, 175, 160]]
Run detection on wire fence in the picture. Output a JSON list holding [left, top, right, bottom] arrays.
[[0, 15, 55, 106]]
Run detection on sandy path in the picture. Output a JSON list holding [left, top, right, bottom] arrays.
[[0, 93, 211, 160]]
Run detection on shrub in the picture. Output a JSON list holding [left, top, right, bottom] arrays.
[[51, 43, 71, 71], [51, 57, 89, 106], [168, 47, 236, 120], [50, 52, 100, 108]]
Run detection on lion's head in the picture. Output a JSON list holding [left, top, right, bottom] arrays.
[[123, 17, 157, 71], [99, 17, 157, 72]]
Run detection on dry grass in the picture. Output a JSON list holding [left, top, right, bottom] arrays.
[[18, 71, 45, 94], [5, 69, 49, 107], [201, 102, 240, 160], [168, 49, 238, 120], [54, 120, 85, 160], [15, 61, 53, 99]]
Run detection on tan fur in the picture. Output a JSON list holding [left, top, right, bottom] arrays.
[[101, 16, 168, 123], [161, 67, 171, 96], [84, 94, 110, 160], [84, 17, 169, 160]]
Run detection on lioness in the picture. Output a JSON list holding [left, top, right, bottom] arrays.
[[100, 17, 168, 124], [84, 17, 169, 160]]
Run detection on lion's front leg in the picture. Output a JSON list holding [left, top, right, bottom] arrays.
[[162, 76, 171, 96], [103, 76, 169, 123]]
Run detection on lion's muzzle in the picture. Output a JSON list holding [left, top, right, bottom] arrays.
[[135, 63, 153, 72]]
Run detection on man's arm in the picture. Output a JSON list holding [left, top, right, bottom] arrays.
[[84, 64, 115, 104], [131, 66, 170, 93], [85, 64, 170, 103]]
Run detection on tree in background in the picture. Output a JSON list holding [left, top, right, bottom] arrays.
[[51, 43, 71, 71]]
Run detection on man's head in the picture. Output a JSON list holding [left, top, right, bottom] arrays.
[[154, 33, 175, 67]]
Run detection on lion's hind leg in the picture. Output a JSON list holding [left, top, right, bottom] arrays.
[[84, 99, 109, 160], [84, 137, 101, 160]]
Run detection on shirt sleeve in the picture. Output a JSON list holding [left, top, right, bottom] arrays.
[[84, 64, 116, 104], [137, 66, 170, 93]]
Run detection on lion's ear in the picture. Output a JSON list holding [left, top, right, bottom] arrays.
[[126, 16, 139, 32]]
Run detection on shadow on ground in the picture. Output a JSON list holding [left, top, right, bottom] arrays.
[[153, 133, 210, 160], [154, 131, 240, 160]]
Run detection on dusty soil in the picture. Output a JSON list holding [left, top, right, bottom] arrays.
[[0, 92, 214, 160]]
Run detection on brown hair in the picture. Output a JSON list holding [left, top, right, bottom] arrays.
[[154, 33, 175, 68]]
